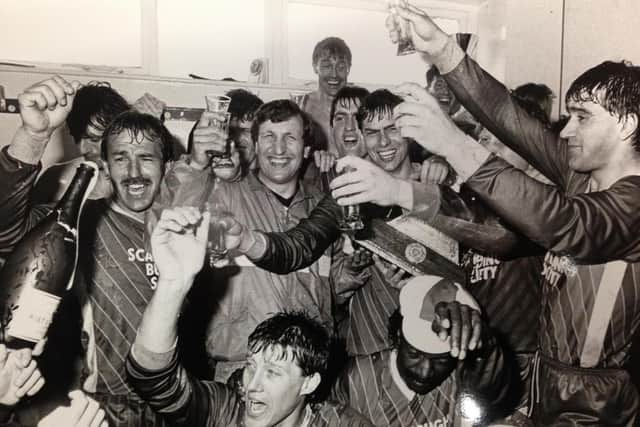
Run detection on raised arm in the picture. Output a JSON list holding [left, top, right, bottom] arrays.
[[0, 76, 81, 258]]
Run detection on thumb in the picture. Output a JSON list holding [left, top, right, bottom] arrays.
[[196, 211, 210, 242]]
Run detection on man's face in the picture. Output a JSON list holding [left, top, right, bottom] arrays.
[[231, 117, 256, 167], [428, 76, 459, 115], [104, 131, 165, 217], [331, 99, 366, 158], [78, 122, 103, 162], [314, 54, 350, 97], [560, 99, 628, 173], [242, 348, 315, 427], [478, 127, 529, 171], [363, 112, 409, 174], [396, 336, 457, 394], [256, 116, 309, 189]]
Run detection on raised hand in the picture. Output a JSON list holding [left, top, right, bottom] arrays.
[[314, 150, 338, 173], [18, 75, 81, 140], [0, 345, 45, 406], [191, 111, 231, 170], [420, 155, 451, 185], [133, 92, 166, 119], [330, 156, 408, 208], [151, 207, 210, 284], [385, 1, 450, 55], [432, 301, 483, 360]]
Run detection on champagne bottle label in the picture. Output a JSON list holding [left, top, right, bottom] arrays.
[[7, 287, 61, 343]]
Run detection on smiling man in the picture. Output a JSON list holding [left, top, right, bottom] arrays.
[[297, 37, 352, 157], [330, 86, 369, 159], [388, 4, 640, 424], [128, 206, 372, 427], [161, 99, 365, 382], [0, 76, 175, 426]]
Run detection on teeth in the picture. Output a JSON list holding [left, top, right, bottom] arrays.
[[128, 184, 145, 195], [378, 149, 396, 158], [270, 158, 288, 166], [247, 400, 267, 416]]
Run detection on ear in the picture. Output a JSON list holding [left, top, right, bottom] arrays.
[[313, 63, 320, 76], [300, 372, 321, 397], [303, 146, 311, 159], [621, 114, 639, 142]]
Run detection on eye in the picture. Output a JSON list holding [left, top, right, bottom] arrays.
[[364, 129, 378, 137], [267, 368, 281, 377], [334, 115, 344, 123]]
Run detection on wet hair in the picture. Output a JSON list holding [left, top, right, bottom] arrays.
[[250, 99, 313, 147], [566, 60, 640, 151], [225, 89, 264, 123], [513, 83, 554, 123], [312, 37, 352, 67], [101, 111, 175, 163], [356, 89, 403, 129], [248, 311, 330, 378], [329, 86, 370, 127], [66, 82, 129, 144]]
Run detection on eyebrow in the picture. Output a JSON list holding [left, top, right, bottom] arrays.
[[567, 106, 592, 114]]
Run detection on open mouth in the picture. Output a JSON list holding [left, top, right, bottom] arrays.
[[246, 398, 268, 417], [343, 134, 359, 147], [126, 183, 147, 197], [268, 157, 291, 168], [377, 148, 397, 162], [326, 79, 342, 89]]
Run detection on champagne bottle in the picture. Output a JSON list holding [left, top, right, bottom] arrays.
[[0, 162, 97, 349]]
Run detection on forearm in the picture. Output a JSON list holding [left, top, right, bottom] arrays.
[[6, 126, 52, 165], [442, 55, 567, 186], [253, 195, 342, 273], [466, 156, 640, 262], [0, 147, 50, 258], [135, 280, 189, 357]]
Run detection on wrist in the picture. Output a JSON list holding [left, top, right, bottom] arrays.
[[243, 230, 267, 260], [187, 154, 209, 171], [7, 126, 52, 164], [394, 178, 414, 210], [155, 276, 194, 299]]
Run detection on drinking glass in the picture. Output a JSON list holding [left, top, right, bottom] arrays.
[[332, 165, 364, 232], [390, 0, 416, 56], [206, 200, 229, 267], [289, 91, 308, 107]]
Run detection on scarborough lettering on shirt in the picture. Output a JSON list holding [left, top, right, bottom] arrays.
[[417, 417, 450, 427], [127, 247, 159, 289], [542, 252, 577, 288]]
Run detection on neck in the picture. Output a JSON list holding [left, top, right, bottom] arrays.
[[257, 172, 298, 199], [317, 90, 335, 108], [276, 403, 309, 427], [110, 199, 145, 223], [392, 159, 414, 180], [590, 150, 640, 190]]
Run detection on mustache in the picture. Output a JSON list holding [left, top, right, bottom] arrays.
[[121, 178, 151, 186]]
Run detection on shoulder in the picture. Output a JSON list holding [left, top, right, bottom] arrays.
[[313, 401, 374, 427]]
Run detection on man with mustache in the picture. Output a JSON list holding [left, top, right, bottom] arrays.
[[0, 76, 175, 426]]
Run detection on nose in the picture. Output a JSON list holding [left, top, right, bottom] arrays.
[[379, 130, 391, 147], [413, 358, 432, 381], [560, 117, 576, 139], [245, 369, 264, 392], [272, 136, 286, 155], [128, 158, 141, 178], [345, 115, 356, 131]]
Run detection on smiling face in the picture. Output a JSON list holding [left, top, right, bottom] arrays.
[[256, 116, 309, 195], [104, 130, 165, 218], [363, 112, 409, 175], [396, 335, 457, 395], [331, 99, 366, 158], [560, 99, 627, 173], [231, 117, 256, 167], [242, 348, 318, 427], [314, 54, 350, 98]]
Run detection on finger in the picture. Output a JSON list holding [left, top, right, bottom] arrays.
[[77, 397, 101, 427], [89, 409, 106, 427], [52, 75, 76, 95], [334, 155, 367, 175], [41, 79, 69, 107], [14, 359, 37, 388], [22, 90, 49, 111], [67, 391, 90, 424], [196, 111, 216, 128], [458, 305, 472, 360], [15, 366, 43, 398], [25, 375, 45, 396], [159, 207, 197, 227], [32, 338, 47, 357], [393, 83, 432, 104], [195, 211, 211, 242], [34, 84, 58, 110], [390, 268, 405, 283], [331, 181, 369, 201], [469, 310, 482, 351], [445, 304, 461, 358], [11, 349, 32, 368]]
